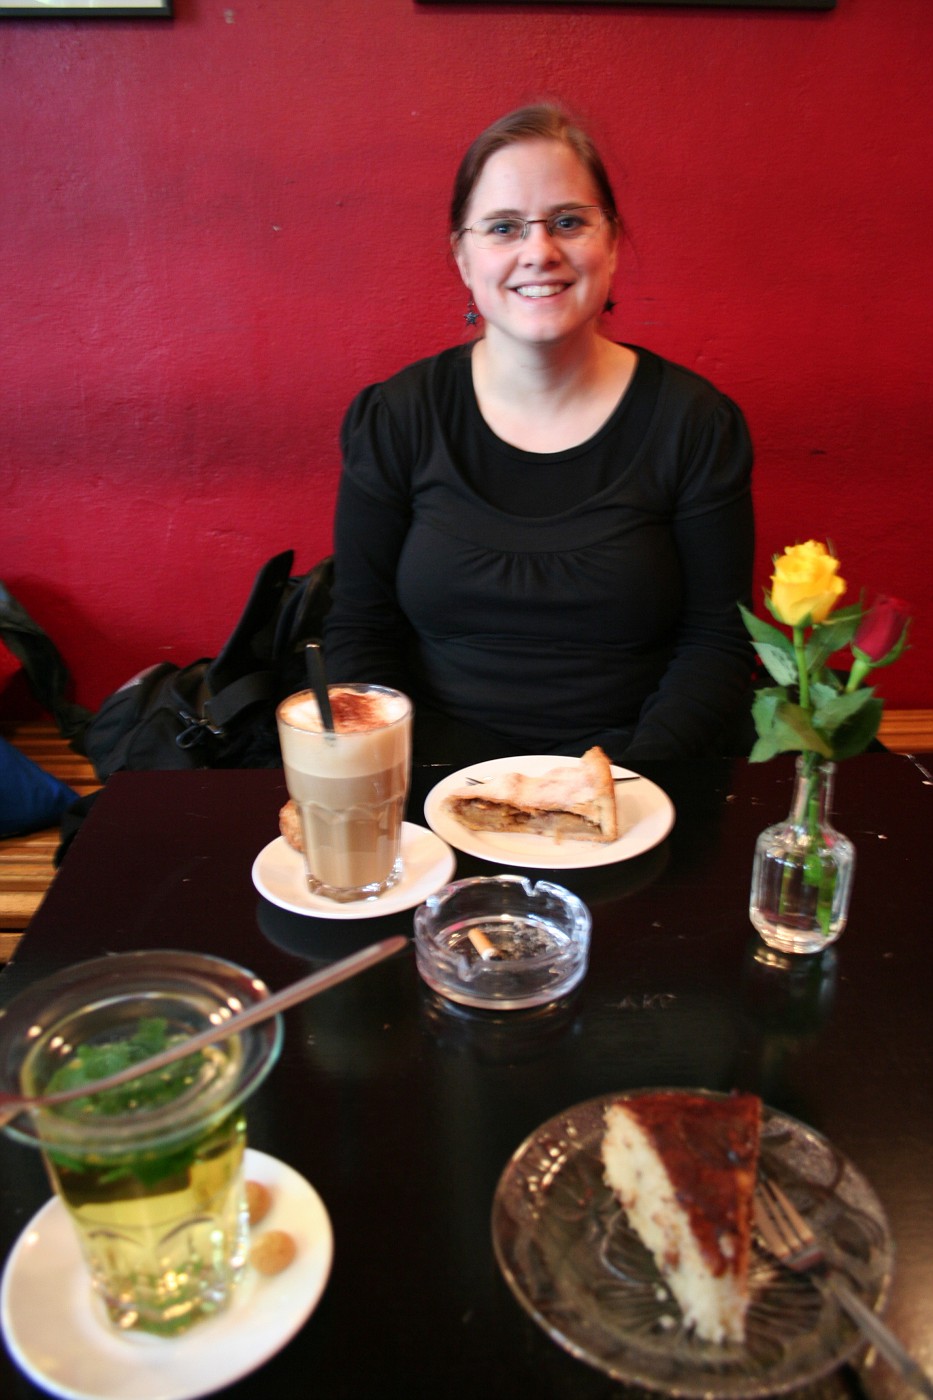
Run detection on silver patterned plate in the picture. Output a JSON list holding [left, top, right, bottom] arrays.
[[491, 1090, 893, 1398]]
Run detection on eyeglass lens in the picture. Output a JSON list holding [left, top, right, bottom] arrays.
[[468, 207, 603, 246]]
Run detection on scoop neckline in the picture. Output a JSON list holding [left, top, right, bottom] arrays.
[[463, 342, 648, 464]]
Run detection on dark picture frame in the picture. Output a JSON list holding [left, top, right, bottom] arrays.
[[0, 0, 171, 16], [416, 2, 835, 9]]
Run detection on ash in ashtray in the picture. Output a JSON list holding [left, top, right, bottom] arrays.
[[458, 919, 562, 963]]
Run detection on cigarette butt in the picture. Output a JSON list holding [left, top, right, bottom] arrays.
[[466, 927, 503, 961]]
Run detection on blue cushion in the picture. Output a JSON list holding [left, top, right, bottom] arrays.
[[0, 735, 78, 837]]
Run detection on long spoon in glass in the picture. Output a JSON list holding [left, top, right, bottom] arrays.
[[0, 935, 407, 1130]]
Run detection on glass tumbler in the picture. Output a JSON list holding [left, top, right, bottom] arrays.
[[276, 684, 413, 902], [0, 950, 282, 1336]]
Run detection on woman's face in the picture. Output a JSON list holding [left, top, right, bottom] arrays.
[[453, 138, 618, 353]]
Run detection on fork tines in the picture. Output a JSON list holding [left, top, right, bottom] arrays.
[[754, 1176, 823, 1272]]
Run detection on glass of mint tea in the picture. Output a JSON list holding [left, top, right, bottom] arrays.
[[0, 950, 282, 1336]]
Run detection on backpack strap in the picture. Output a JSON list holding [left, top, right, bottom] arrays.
[[206, 551, 295, 691], [199, 670, 277, 734]]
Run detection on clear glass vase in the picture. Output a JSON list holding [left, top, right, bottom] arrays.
[[749, 755, 855, 954]]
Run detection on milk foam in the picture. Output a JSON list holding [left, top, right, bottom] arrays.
[[278, 687, 407, 734], [277, 687, 411, 780]]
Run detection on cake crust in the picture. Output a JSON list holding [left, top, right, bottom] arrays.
[[602, 1091, 761, 1344], [444, 746, 619, 843], [621, 1092, 759, 1276]]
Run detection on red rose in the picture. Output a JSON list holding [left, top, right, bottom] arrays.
[[852, 595, 911, 663]]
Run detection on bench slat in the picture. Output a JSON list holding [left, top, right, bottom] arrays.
[[1, 722, 101, 951]]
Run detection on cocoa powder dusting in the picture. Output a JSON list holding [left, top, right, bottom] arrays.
[[330, 690, 387, 733]]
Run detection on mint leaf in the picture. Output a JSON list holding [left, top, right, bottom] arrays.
[[45, 1018, 206, 1118], [42, 1018, 224, 1189]]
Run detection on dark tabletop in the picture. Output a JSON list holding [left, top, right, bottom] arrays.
[[2, 754, 931, 1400]]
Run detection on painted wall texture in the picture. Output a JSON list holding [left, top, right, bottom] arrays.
[[2, 0, 931, 716]]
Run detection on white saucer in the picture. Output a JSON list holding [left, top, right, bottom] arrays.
[[1, 1149, 333, 1400], [252, 821, 456, 920], [424, 756, 675, 870]]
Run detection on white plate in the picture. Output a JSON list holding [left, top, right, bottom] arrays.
[[423, 756, 675, 869], [251, 821, 456, 919], [1, 1149, 333, 1400]]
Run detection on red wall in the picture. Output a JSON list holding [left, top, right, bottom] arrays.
[[2, 0, 931, 717]]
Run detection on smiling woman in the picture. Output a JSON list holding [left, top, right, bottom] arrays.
[[449, 136, 631, 451], [323, 103, 757, 768]]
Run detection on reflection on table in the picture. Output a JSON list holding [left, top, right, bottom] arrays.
[[1, 753, 931, 1400]]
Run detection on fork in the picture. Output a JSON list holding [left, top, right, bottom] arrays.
[[755, 1175, 933, 1397]]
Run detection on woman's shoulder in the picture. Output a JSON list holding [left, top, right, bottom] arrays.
[[341, 345, 473, 492], [351, 344, 472, 413], [627, 344, 743, 417], [622, 345, 752, 502]]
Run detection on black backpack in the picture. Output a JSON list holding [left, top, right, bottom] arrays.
[[0, 581, 93, 743], [81, 551, 334, 780]]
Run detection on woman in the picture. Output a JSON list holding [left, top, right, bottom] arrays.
[[324, 104, 755, 766]]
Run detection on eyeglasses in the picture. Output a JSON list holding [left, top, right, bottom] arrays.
[[459, 206, 607, 249]]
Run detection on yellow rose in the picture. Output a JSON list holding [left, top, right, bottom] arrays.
[[770, 541, 846, 627]]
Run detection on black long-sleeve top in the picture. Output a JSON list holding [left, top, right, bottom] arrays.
[[324, 343, 755, 766]]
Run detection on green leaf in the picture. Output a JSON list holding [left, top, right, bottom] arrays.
[[777, 702, 834, 757], [806, 608, 863, 670], [739, 606, 799, 685], [810, 680, 841, 709], [756, 643, 800, 687], [827, 695, 884, 759], [750, 685, 785, 728], [806, 686, 879, 761], [45, 1017, 206, 1119], [749, 732, 789, 763], [811, 685, 876, 736], [739, 604, 794, 653], [748, 697, 833, 762]]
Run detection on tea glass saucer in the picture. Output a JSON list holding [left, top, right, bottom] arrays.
[[1, 1149, 333, 1400]]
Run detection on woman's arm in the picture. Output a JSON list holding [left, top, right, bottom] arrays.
[[622, 392, 755, 761], [623, 494, 755, 760], [323, 388, 415, 690]]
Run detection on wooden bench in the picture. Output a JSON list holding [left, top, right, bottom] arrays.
[[1, 721, 102, 964], [2, 713, 932, 966]]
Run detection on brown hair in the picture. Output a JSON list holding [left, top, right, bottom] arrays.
[[449, 103, 623, 239]]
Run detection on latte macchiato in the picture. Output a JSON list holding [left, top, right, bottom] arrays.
[[276, 685, 412, 902]]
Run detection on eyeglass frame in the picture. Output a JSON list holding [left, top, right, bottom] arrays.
[[456, 205, 611, 247]]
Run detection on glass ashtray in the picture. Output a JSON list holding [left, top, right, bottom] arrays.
[[413, 875, 591, 1011]]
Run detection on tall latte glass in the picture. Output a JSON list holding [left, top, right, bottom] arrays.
[[0, 951, 282, 1337], [277, 684, 413, 902]]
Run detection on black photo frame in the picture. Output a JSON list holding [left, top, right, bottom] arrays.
[[416, 2, 835, 9], [0, 0, 172, 16]]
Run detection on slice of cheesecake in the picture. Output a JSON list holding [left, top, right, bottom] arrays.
[[444, 746, 618, 844], [601, 1091, 761, 1344]]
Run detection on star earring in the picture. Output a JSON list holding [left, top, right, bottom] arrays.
[[464, 298, 480, 327]]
